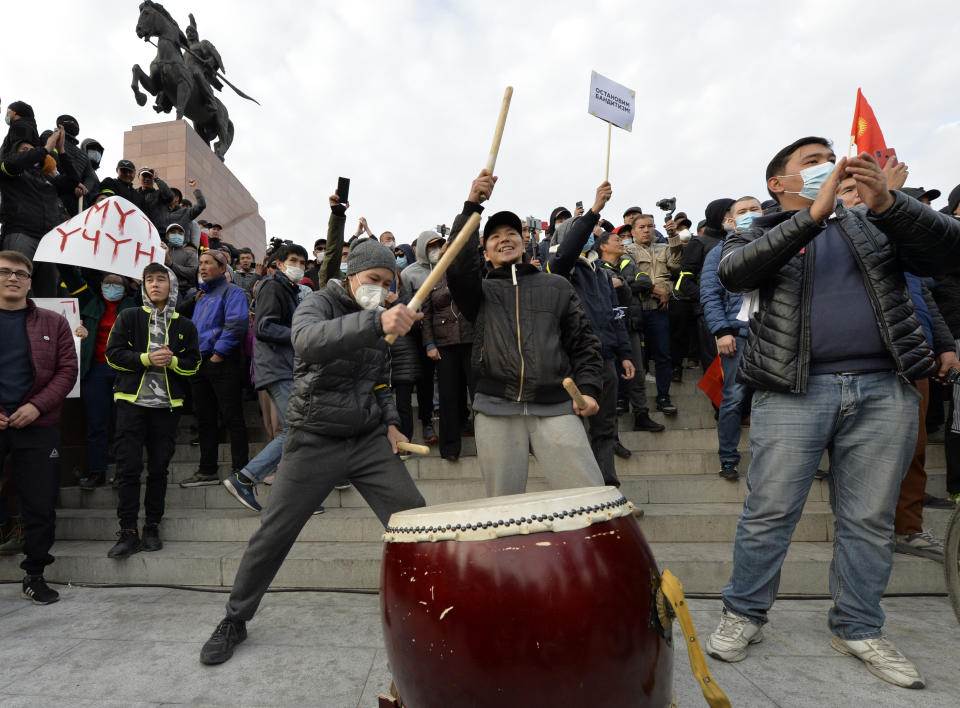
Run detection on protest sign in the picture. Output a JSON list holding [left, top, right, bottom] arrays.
[[33, 297, 82, 398], [588, 71, 636, 132], [33, 196, 163, 280], [588, 71, 636, 180]]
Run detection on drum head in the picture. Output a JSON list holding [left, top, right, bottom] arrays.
[[384, 485, 632, 542]]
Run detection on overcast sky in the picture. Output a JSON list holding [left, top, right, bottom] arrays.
[[4, 0, 959, 253]]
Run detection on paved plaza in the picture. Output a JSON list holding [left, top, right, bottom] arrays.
[[0, 584, 957, 706]]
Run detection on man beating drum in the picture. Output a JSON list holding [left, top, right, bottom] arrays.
[[446, 168, 608, 495], [197, 238, 427, 665]]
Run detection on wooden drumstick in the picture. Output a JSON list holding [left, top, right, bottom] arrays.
[[384, 86, 513, 345], [562, 377, 588, 409], [397, 441, 431, 456]]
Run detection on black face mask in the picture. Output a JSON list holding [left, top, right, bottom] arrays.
[[61, 122, 79, 138]]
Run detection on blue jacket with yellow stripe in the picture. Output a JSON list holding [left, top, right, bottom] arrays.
[[105, 301, 201, 408]]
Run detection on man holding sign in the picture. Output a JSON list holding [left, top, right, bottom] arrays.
[[0, 251, 78, 605], [446, 170, 606, 496]]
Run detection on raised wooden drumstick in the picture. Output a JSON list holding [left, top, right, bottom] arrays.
[[562, 377, 588, 409], [397, 441, 431, 456], [384, 86, 513, 345]]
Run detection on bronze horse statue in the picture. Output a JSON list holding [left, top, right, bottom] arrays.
[[131, 1, 234, 161]]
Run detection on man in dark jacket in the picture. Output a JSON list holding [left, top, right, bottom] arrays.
[[0, 125, 71, 297], [105, 265, 200, 558], [596, 231, 664, 433], [223, 243, 308, 512], [0, 251, 78, 605], [672, 197, 733, 376], [179, 250, 250, 487], [707, 136, 960, 689], [53, 114, 98, 215], [135, 167, 175, 228], [547, 181, 636, 486], [98, 159, 144, 210], [447, 169, 606, 496], [155, 178, 206, 235], [198, 239, 425, 665]]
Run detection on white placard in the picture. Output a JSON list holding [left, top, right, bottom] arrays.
[[33, 196, 163, 280], [588, 71, 636, 132], [33, 297, 82, 398]]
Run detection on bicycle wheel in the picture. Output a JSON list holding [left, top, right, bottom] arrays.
[[945, 506, 960, 624]]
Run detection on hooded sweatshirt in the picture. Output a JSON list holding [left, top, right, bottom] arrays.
[[400, 230, 443, 294], [135, 267, 180, 408]]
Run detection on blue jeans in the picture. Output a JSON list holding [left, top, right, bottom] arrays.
[[641, 309, 672, 398], [722, 372, 919, 639], [717, 337, 748, 464], [82, 362, 117, 476], [241, 379, 292, 483]]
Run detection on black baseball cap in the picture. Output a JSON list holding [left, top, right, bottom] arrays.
[[902, 187, 941, 202], [482, 211, 523, 241], [623, 206, 644, 218], [117, 159, 135, 171]]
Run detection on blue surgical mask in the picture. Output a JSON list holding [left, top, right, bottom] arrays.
[[622, 238, 633, 246], [735, 212, 760, 231], [3, 115, 9, 126], [783, 161, 835, 201], [168, 233, 184, 247], [102, 283, 125, 302], [340, 262, 348, 274], [396, 255, 408, 269], [582, 234, 595, 252], [86, 150, 102, 167]]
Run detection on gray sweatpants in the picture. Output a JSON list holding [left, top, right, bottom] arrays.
[[474, 412, 604, 496], [225, 426, 425, 621]]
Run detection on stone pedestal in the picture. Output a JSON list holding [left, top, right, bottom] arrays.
[[122, 120, 266, 254]]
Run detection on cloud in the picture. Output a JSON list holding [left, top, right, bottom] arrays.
[[3, 0, 958, 253]]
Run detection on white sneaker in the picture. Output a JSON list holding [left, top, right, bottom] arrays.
[[706, 609, 763, 662], [894, 530, 944, 561], [830, 635, 925, 689]]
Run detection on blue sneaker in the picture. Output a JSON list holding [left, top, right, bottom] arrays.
[[223, 472, 261, 512]]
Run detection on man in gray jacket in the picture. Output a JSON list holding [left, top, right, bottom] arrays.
[[198, 238, 425, 665], [162, 224, 198, 304]]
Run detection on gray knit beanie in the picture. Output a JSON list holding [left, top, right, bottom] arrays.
[[346, 238, 397, 276]]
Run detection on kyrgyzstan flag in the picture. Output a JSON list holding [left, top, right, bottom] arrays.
[[850, 88, 887, 157]]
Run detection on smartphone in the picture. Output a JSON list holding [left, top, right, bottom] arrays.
[[576, 200, 583, 209], [337, 177, 350, 205], [874, 148, 897, 169]]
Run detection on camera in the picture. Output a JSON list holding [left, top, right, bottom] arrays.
[[524, 216, 539, 231], [942, 368, 960, 385], [656, 197, 677, 221]]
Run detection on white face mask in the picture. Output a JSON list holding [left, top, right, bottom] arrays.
[[354, 283, 387, 310], [428, 249, 441, 265], [283, 265, 304, 283], [677, 229, 693, 243]]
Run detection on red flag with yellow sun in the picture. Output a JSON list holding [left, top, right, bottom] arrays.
[[850, 88, 887, 157]]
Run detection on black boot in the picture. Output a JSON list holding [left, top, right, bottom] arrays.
[[141, 523, 162, 552], [108, 529, 141, 559], [633, 411, 665, 432], [614, 441, 632, 459]]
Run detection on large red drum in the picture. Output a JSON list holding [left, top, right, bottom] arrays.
[[381, 487, 673, 707]]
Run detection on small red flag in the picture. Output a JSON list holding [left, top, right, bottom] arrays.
[[850, 88, 887, 157], [697, 355, 724, 408]]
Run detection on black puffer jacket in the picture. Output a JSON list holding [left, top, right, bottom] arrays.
[[447, 201, 603, 402], [253, 272, 300, 390], [0, 147, 70, 238], [286, 279, 400, 438], [931, 273, 960, 339], [719, 191, 960, 392]]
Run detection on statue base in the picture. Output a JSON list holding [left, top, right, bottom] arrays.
[[122, 120, 266, 254]]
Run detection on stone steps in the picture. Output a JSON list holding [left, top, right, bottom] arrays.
[[2, 538, 946, 595], [31, 377, 949, 597]]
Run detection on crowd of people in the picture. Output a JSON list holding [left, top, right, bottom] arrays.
[[3, 97, 960, 689]]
